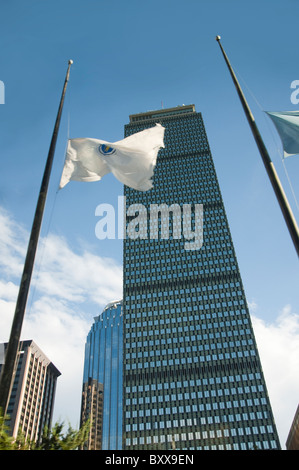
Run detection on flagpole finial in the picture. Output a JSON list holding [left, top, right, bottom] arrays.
[[69, 59, 73, 65], [216, 35, 221, 41]]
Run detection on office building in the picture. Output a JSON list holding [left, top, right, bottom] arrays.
[[80, 300, 123, 450], [122, 104, 281, 450], [0, 340, 60, 443], [286, 404, 299, 450], [80, 378, 104, 450]]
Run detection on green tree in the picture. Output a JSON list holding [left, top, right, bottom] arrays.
[[37, 420, 90, 450], [0, 411, 15, 450], [0, 408, 90, 450]]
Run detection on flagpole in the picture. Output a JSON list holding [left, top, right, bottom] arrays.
[[0, 60, 73, 415], [216, 36, 299, 258]]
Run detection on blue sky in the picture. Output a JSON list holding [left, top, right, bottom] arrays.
[[0, 0, 299, 448]]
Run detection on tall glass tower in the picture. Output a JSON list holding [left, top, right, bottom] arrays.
[[80, 300, 123, 450], [122, 105, 280, 450]]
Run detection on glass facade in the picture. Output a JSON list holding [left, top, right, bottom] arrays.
[[81, 300, 123, 450], [122, 105, 281, 450]]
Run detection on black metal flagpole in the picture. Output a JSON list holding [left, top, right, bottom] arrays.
[[216, 35, 299, 258], [0, 59, 73, 415]]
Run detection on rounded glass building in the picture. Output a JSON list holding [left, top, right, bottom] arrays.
[[80, 300, 123, 450]]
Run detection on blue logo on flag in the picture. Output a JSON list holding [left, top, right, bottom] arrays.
[[98, 144, 116, 156]]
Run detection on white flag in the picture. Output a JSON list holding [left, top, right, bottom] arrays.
[[59, 124, 165, 191], [266, 111, 299, 158]]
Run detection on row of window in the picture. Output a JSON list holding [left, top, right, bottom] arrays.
[[125, 373, 263, 392], [125, 266, 238, 283], [126, 296, 244, 309], [125, 339, 254, 358], [126, 282, 242, 299], [125, 384, 265, 404], [124, 350, 257, 369], [126, 190, 221, 207], [125, 422, 275, 436], [125, 326, 253, 344], [125, 311, 251, 330], [125, 245, 231, 263], [124, 247, 235, 267], [124, 435, 278, 450], [125, 313, 248, 328], [126, 409, 268, 422], [126, 260, 237, 275]]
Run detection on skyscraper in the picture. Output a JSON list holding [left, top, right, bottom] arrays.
[[122, 105, 281, 450], [80, 300, 123, 450], [0, 340, 60, 443], [286, 404, 299, 450]]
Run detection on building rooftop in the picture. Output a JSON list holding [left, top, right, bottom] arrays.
[[129, 104, 196, 123]]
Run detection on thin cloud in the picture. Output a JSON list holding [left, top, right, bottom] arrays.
[[251, 305, 299, 449], [31, 233, 123, 306], [0, 207, 27, 278]]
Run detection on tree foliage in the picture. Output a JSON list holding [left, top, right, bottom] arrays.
[[0, 408, 90, 450], [37, 420, 90, 450]]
